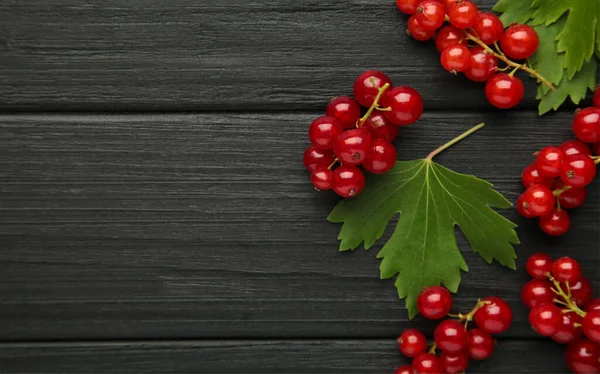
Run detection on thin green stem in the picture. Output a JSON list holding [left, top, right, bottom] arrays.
[[357, 83, 390, 127], [548, 273, 587, 318], [426, 123, 485, 161]]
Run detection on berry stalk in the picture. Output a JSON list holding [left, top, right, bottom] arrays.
[[357, 82, 391, 127], [547, 273, 587, 318]]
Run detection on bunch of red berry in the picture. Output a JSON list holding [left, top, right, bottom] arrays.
[[394, 286, 513, 373], [517, 100, 600, 236], [302, 70, 423, 198], [523, 253, 600, 373], [396, 0, 550, 109]]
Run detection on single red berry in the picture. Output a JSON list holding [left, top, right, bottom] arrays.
[[364, 112, 399, 142], [308, 116, 343, 150], [521, 164, 554, 189], [380, 86, 424, 126], [326, 96, 361, 129], [535, 146, 566, 178], [474, 296, 513, 334], [466, 328, 495, 360], [416, 286, 453, 319], [398, 328, 428, 358], [529, 303, 563, 336], [552, 257, 582, 283], [525, 253, 554, 279], [353, 70, 393, 108], [415, 0, 447, 31], [434, 319, 469, 353], [516, 193, 536, 218], [303, 146, 335, 173], [471, 13, 504, 45], [440, 351, 469, 374], [565, 338, 600, 374], [396, 0, 423, 14], [435, 25, 465, 52], [539, 209, 571, 236], [332, 165, 365, 198], [440, 44, 472, 73], [554, 181, 588, 209], [334, 128, 372, 166], [573, 107, 600, 143], [560, 139, 592, 157], [582, 310, 600, 343], [442, 0, 459, 12], [569, 277, 593, 307], [594, 87, 600, 108], [311, 168, 333, 191], [520, 184, 556, 217], [408, 15, 436, 42], [586, 299, 600, 312], [560, 154, 597, 188], [363, 139, 397, 174], [449, 0, 479, 29], [499, 24, 539, 60], [552, 312, 583, 344], [464, 47, 498, 82], [521, 279, 555, 309], [412, 353, 442, 374], [394, 365, 415, 374], [485, 73, 524, 109]]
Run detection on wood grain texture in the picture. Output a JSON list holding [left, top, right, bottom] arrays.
[[2, 0, 595, 111], [1, 112, 598, 341], [0, 339, 571, 373]]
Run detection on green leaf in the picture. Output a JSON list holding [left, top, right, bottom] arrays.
[[492, 0, 535, 26], [328, 159, 519, 318], [529, 20, 566, 96]]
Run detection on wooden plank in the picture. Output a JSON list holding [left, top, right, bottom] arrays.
[[0, 112, 598, 341], [1, 0, 587, 111], [0, 339, 570, 373]]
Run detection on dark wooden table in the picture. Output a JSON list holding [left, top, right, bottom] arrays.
[[1, 1, 598, 373]]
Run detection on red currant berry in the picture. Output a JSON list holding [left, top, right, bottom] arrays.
[[570, 277, 593, 307], [326, 96, 361, 129], [303, 146, 335, 173], [573, 107, 600, 143], [353, 70, 393, 108], [442, 0, 459, 11], [412, 353, 442, 374], [485, 73, 524, 109], [529, 303, 562, 336], [416, 286, 453, 319], [471, 13, 504, 45], [398, 328, 428, 358], [308, 116, 343, 150], [552, 256, 582, 283], [539, 209, 571, 236], [435, 25, 465, 52], [441, 44, 472, 73], [467, 328, 495, 360], [520, 184, 556, 217], [552, 312, 583, 344], [332, 165, 365, 198], [434, 319, 469, 353], [364, 112, 399, 142], [582, 310, 600, 343], [560, 139, 592, 157], [586, 299, 600, 312], [556, 182, 587, 209], [334, 128, 372, 166], [560, 154, 597, 188], [499, 24, 539, 60], [525, 253, 554, 279], [408, 15, 437, 42], [535, 146, 566, 178], [394, 365, 415, 374], [449, 0, 478, 29], [516, 193, 536, 218], [415, 0, 447, 31], [565, 338, 600, 374], [521, 279, 555, 309], [396, 0, 423, 15], [464, 47, 498, 82], [594, 87, 600, 108], [380, 86, 424, 126], [440, 351, 469, 374], [473, 296, 513, 334], [363, 139, 397, 174], [521, 164, 554, 189], [311, 168, 333, 191]]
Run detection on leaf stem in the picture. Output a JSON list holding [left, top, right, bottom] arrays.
[[425, 123, 485, 161]]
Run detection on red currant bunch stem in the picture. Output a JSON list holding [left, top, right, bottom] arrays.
[[547, 273, 587, 318], [357, 82, 391, 128], [447, 298, 491, 329]]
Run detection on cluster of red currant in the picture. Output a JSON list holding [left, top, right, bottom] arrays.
[[517, 100, 600, 236], [302, 70, 423, 198], [394, 286, 512, 373], [396, 0, 551, 109], [523, 254, 600, 373]]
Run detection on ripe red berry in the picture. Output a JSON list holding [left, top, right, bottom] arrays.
[[412, 353, 442, 374], [394, 365, 415, 374], [582, 310, 600, 343], [473, 296, 513, 334], [551, 312, 583, 344], [415, 0, 447, 31], [521, 164, 554, 189], [334, 128, 372, 166], [569, 277, 593, 307], [363, 138, 397, 174], [396, 0, 423, 14], [326, 96, 361, 129], [560, 154, 597, 187], [442, 0, 459, 12], [353, 70, 393, 108], [485, 73, 524, 109], [466, 328, 495, 360], [535, 146, 566, 178], [565, 338, 600, 374], [471, 13, 504, 45], [303, 146, 335, 173], [499, 24, 540, 60], [552, 257, 582, 284], [416, 286, 453, 319], [380, 86, 424, 126], [556, 182, 587, 209], [308, 116, 344, 149], [448, 0, 479, 29], [435, 25, 465, 52], [398, 328, 428, 358], [586, 299, 600, 312], [560, 139, 592, 157], [594, 87, 600, 108], [464, 47, 498, 82], [440, 44, 472, 73], [529, 303, 562, 336], [516, 193, 537, 218], [440, 351, 469, 374], [525, 253, 554, 279], [311, 168, 334, 190], [434, 319, 469, 353], [365, 112, 399, 142], [519, 184, 556, 217], [572, 107, 600, 143], [408, 15, 436, 41], [539, 209, 571, 236], [332, 165, 365, 198], [521, 279, 555, 309]]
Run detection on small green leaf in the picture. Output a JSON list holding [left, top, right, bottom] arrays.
[[328, 159, 518, 318], [529, 20, 566, 95], [492, 0, 535, 26]]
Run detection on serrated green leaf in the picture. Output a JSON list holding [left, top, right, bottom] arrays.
[[529, 20, 566, 95], [492, 0, 535, 26], [328, 158, 518, 319]]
